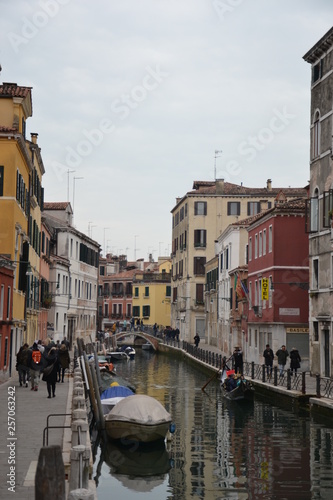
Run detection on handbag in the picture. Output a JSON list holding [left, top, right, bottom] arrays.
[[43, 362, 55, 377]]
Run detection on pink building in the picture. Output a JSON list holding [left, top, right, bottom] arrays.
[[0, 257, 14, 381], [246, 198, 309, 368]]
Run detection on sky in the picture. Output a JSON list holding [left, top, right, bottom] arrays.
[[1, 0, 332, 261]]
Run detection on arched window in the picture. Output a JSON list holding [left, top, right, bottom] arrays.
[[312, 111, 320, 159]]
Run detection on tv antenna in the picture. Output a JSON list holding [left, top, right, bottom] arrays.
[[214, 150, 223, 180]]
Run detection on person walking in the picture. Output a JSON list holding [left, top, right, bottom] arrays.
[[233, 347, 244, 375], [290, 347, 301, 376], [263, 344, 274, 377], [58, 343, 71, 382], [27, 341, 45, 391], [16, 343, 30, 387], [276, 345, 289, 377], [194, 334, 200, 348], [42, 346, 59, 398]]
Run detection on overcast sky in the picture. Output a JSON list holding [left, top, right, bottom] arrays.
[[1, 0, 332, 261]]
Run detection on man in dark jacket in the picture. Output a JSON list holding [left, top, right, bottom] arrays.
[[16, 343, 30, 387], [276, 345, 289, 377], [233, 347, 243, 375], [263, 344, 274, 377]]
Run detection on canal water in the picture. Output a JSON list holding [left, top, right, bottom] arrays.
[[92, 348, 333, 499]]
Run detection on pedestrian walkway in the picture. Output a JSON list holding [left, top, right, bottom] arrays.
[[0, 371, 70, 499]]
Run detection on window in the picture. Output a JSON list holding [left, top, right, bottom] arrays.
[[312, 60, 323, 84], [306, 192, 319, 233], [268, 225, 273, 252], [142, 305, 150, 317], [166, 286, 171, 297], [127, 304, 131, 317], [135, 287, 139, 297], [144, 286, 149, 297], [194, 201, 207, 215], [263, 229, 266, 256], [227, 201, 240, 216], [196, 284, 204, 304], [249, 281, 252, 309], [225, 248, 229, 270], [313, 258, 319, 289], [323, 189, 333, 228], [4, 337, 8, 367], [245, 244, 249, 264], [0, 285, 4, 319], [255, 234, 258, 259], [0, 166, 4, 196], [173, 287, 178, 302], [70, 238, 73, 257], [132, 306, 140, 317], [259, 232, 262, 257], [269, 276, 273, 308], [249, 237, 252, 261], [220, 253, 224, 271], [247, 202, 261, 216], [194, 229, 206, 248], [6, 287, 11, 319], [193, 257, 206, 275], [255, 280, 258, 306], [312, 111, 320, 159], [100, 266, 105, 276], [313, 321, 319, 341], [249, 328, 252, 347]]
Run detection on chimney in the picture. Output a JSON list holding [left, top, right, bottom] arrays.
[[216, 178, 225, 194], [267, 179, 272, 191], [31, 133, 38, 144]]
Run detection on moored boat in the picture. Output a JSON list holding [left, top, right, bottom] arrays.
[[100, 385, 135, 414], [105, 394, 173, 443], [142, 342, 153, 351]]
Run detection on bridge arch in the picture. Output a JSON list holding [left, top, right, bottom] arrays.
[[112, 331, 159, 351]]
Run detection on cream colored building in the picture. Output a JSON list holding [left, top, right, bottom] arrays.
[[132, 257, 171, 329], [171, 179, 307, 343]]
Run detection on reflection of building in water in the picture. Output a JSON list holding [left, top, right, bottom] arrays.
[[246, 404, 311, 498], [310, 425, 333, 497]]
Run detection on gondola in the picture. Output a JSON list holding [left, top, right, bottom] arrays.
[[220, 369, 254, 402]]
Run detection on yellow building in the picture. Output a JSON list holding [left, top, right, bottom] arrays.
[[0, 82, 44, 351], [132, 258, 171, 329]]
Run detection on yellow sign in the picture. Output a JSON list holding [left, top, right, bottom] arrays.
[[262, 278, 269, 301]]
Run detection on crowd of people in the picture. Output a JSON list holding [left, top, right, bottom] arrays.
[[16, 337, 71, 398]]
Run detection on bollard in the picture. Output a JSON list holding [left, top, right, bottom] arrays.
[[72, 419, 89, 447], [68, 488, 95, 500], [287, 369, 291, 390], [69, 445, 90, 492], [35, 445, 65, 499], [73, 409, 88, 421], [316, 373, 321, 397], [262, 364, 266, 383], [73, 396, 86, 410]]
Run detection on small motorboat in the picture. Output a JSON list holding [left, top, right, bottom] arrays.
[[105, 394, 173, 443], [120, 345, 136, 360], [220, 370, 254, 402], [142, 342, 153, 351], [100, 385, 135, 414], [107, 350, 130, 362]]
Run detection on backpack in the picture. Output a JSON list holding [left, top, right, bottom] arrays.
[[32, 349, 42, 364]]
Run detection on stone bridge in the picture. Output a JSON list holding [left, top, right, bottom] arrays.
[[112, 331, 160, 351]]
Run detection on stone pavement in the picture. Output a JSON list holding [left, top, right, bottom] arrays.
[[0, 371, 70, 499]]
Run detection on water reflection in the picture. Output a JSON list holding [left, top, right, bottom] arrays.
[[93, 349, 333, 499]]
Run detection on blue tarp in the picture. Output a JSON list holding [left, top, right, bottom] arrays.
[[101, 386, 134, 400]]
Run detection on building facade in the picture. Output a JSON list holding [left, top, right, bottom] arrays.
[[171, 178, 307, 343], [303, 27, 333, 377], [246, 199, 309, 368], [0, 258, 14, 381]]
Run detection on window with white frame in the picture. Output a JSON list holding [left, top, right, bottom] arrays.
[[255, 280, 258, 306], [312, 111, 320, 159], [6, 287, 11, 319], [259, 231, 262, 257], [249, 237, 252, 261], [313, 258, 319, 289], [268, 225, 273, 252], [255, 234, 258, 259], [249, 281, 252, 309], [263, 229, 266, 255], [0, 285, 4, 319]]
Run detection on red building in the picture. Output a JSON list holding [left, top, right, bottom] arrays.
[[246, 198, 309, 368], [0, 257, 14, 381]]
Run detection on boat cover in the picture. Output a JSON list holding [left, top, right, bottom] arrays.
[[101, 386, 134, 400], [106, 394, 171, 425]]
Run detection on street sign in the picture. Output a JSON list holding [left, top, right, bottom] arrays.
[[262, 278, 269, 301]]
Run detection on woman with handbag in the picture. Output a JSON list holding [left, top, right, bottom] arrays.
[[42, 347, 59, 398]]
